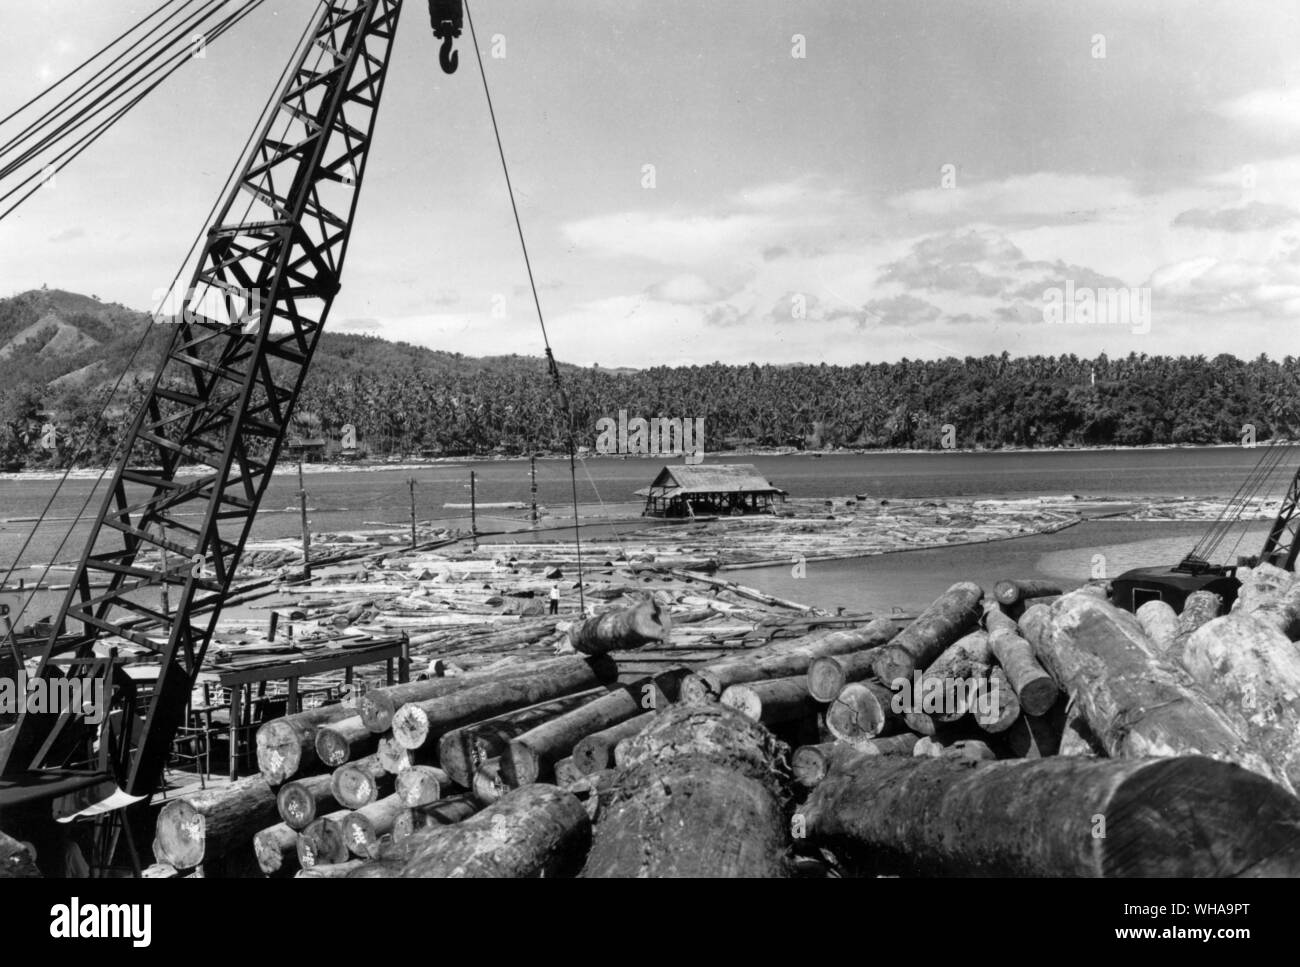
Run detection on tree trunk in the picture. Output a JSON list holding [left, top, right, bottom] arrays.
[[1135, 600, 1178, 654], [276, 772, 337, 831], [436, 689, 604, 787], [825, 681, 902, 745], [553, 756, 583, 786], [342, 794, 407, 859], [792, 742, 838, 788], [295, 859, 364, 878], [471, 759, 507, 805], [904, 630, 991, 724], [807, 649, 879, 703], [569, 600, 671, 655], [988, 627, 1058, 716], [391, 656, 615, 751], [720, 675, 817, 727], [1169, 589, 1223, 665], [502, 685, 644, 786], [973, 666, 1019, 733], [993, 579, 1062, 606], [395, 765, 449, 807], [1039, 593, 1281, 784], [582, 704, 791, 878], [1235, 566, 1300, 640], [255, 702, 354, 784], [1179, 614, 1300, 795], [330, 754, 393, 810], [873, 582, 984, 683], [799, 751, 1300, 876], [400, 784, 591, 877], [314, 715, 379, 768], [153, 774, 279, 870], [391, 794, 481, 844], [253, 822, 299, 876], [296, 810, 350, 869], [357, 655, 582, 733], [571, 712, 655, 775], [681, 618, 897, 703]]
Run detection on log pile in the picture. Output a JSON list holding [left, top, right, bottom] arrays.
[[146, 559, 1300, 879]]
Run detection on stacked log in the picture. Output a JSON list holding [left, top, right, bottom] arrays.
[[798, 752, 1300, 876], [582, 704, 791, 878], [502, 684, 647, 786], [153, 774, 279, 872], [568, 600, 671, 655]]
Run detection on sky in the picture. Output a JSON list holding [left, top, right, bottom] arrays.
[[2, 0, 1300, 366]]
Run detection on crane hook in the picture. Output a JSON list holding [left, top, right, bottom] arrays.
[[439, 33, 459, 74]]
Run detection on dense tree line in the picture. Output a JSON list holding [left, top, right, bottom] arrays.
[[6, 339, 1299, 468]]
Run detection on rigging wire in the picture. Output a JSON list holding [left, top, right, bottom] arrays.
[[0, 0, 268, 222], [0, 1, 326, 652], [464, 0, 587, 613]]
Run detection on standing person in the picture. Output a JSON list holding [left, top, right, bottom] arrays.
[[548, 583, 560, 615]]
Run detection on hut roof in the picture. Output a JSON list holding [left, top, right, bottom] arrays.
[[635, 463, 784, 498]]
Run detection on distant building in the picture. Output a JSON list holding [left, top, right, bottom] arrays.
[[636, 463, 786, 517], [285, 437, 327, 462]]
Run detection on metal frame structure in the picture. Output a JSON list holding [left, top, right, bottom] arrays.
[[1262, 467, 1300, 571], [1, 0, 406, 796]]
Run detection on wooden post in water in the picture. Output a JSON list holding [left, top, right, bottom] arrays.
[[297, 460, 311, 579], [470, 470, 478, 546], [530, 455, 538, 524], [408, 478, 417, 549]]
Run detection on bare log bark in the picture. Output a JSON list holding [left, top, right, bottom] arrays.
[[296, 810, 350, 869], [314, 715, 379, 769], [994, 579, 1063, 606], [276, 772, 337, 831], [1135, 600, 1178, 654], [569, 600, 671, 655], [436, 689, 604, 788], [342, 794, 407, 859], [153, 774, 279, 870], [253, 822, 298, 876], [582, 704, 791, 878], [395, 765, 449, 807], [330, 754, 393, 810], [873, 582, 984, 683], [721, 675, 817, 728], [1038, 593, 1281, 784], [401, 784, 591, 878], [988, 627, 1059, 716], [391, 794, 481, 844], [799, 752, 1300, 876], [503, 685, 644, 786], [973, 666, 1019, 734], [255, 702, 354, 784], [391, 656, 615, 751], [825, 681, 903, 745], [571, 712, 655, 775]]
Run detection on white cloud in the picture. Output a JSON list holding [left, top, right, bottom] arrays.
[[890, 172, 1140, 220], [647, 274, 723, 304], [1215, 86, 1300, 135]]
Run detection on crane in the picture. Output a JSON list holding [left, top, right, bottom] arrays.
[[1113, 445, 1300, 611], [0, 0, 466, 863]]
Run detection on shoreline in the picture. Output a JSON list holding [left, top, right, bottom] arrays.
[[0, 439, 1288, 482]]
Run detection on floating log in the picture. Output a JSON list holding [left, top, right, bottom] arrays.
[[825, 681, 902, 745], [988, 627, 1059, 716], [314, 715, 379, 769], [391, 656, 615, 751], [873, 582, 984, 683], [799, 752, 1300, 876], [436, 689, 604, 788], [503, 685, 645, 786], [993, 579, 1062, 606], [1180, 615, 1300, 795], [276, 773, 337, 831], [569, 600, 671, 655], [572, 712, 655, 775], [682, 618, 898, 703], [342, 794, 407, 859], [357, 654, 575, 733], [255, 702, 355, 784], [721, 676, 817, 727], [583, 704, 791, 878], [296, 811, 350, 869], [1039, 594, 1279, 783], [330, 754, 393, 810], [153, 774, 279, 870], [253, 822, 299, 876], [1135, 600, 1179, 654], [401, 784, 591, 878], [395, 765, 449, 807]]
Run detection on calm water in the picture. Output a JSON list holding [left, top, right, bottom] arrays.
[[0, 446, 1288, 621]]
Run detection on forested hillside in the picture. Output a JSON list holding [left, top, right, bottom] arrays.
[[2, 288, 1297, 468]]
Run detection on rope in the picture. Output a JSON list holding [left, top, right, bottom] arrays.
[[464, 0, 586, 613]]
